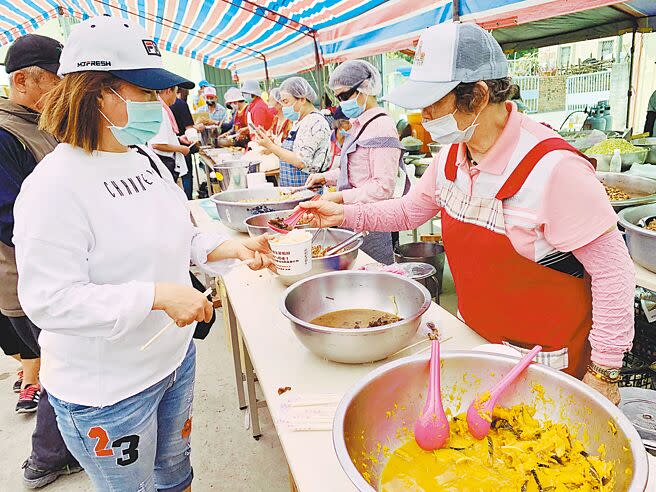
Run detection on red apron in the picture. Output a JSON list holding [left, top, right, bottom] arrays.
[[441, 138, 594, 379]]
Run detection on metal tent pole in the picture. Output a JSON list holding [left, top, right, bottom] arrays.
[[626, 25, 637, 129], [453, 0, 461, 22], [312, 32, 325, 105], [263, 55, 271, 92]]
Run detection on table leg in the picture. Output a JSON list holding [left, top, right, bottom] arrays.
[[220, 281, 247, 410], [242, 337, 262, 440]]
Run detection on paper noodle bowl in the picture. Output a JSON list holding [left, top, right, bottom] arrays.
[[270, 231, 312, 276]]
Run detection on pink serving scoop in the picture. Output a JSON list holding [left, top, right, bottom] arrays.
[[414, 337, 450, 451], [268, 195, 321, 234], [466, 345, 542, 440]]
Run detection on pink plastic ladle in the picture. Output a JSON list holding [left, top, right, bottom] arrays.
[[466, 345, 542, 440], [414, 337, 450, 451], [268, 195, 321, 234]]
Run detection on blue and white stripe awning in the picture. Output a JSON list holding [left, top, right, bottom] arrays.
[[2, 1, 656, 80]]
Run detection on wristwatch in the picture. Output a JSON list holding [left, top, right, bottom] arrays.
[[587, 362, 622, 383]]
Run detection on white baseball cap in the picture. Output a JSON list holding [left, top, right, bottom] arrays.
[[203, 86, 217, 98], [224, 87, 245, 104], [58, 15, 194, 90], [385, 23, 508, 110]]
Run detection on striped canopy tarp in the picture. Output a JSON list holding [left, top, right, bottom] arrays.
[[2, 1, 656, 80]]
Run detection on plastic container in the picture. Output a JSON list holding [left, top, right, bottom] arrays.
[[610, 149, 622, 173]]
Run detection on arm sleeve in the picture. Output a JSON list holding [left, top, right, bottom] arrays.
[[13, 180, 154, 340], [293, 115, 331, 173], [572, 229, 635, 367], [0, 131, 35, 246], [342, 158, 440, 232], [341, 147, 402, 204], [539, 153, 618, 252], [189, 228, 237, 276]]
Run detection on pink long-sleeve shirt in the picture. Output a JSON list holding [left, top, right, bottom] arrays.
[[324, 108, 402, 204], [343, 104, 634, 367]]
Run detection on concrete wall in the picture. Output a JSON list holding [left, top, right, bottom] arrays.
[[538, 75, 567, 112]]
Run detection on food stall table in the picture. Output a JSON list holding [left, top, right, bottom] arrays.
[[188, 201, 656, 491], [189, 201, 486, 490], [635, 262, 656, 292]]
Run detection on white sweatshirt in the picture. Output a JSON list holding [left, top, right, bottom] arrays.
[[13, 144, 232, 407]]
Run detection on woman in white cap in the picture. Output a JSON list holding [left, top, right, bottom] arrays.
[[304, 60, 409, 264], [255, 76, 331, 187], [241, 79, 274, 131], [12, 16, 273, 491], [301, 23, 634, 404], [221, 87, 250, 146]]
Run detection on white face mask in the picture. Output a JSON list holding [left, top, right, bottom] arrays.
[[422, 110, 480, 145]]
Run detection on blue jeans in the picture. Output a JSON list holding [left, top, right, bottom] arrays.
[[49, 342, 196, 492]]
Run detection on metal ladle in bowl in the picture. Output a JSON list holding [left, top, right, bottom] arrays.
[[637, 215, 656, 228]]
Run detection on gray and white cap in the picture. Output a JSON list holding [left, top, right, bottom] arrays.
[[385, 22, 508, 110]]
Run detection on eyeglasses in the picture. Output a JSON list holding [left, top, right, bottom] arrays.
[[335, 81, 363, 102]]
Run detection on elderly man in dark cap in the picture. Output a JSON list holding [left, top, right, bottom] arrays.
[[0, 33, 83, 488]]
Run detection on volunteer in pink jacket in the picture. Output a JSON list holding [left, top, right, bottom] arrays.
[[301, 23, 634, 404], [305, 60, 408, 264], [13, 17, 272, 491]]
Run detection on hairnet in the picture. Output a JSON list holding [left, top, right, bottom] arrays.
[[329, 60, 382, 96], [269, 87, 283, 104], [279, 77, 317, 102]]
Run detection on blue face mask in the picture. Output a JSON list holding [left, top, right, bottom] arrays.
[[101, 88, 163, 146], [339, 129, 349, 137], [282, 100, 300, 122], [243, 93, 253, 103], [340, 93, 366, 119]]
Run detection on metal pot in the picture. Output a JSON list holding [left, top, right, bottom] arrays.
[[618, 203, 656, 273], [633, 138, 656, 165], [210, 188, 315, 233], [209, 159, 261, 193], [279, 271, 431, 364], [596, 172, 656, 211], [394, 242, 445, 295], [619, 387, 656, 456], [274, 228, 363, 287], [428, 142, 442, 156], [333, 352, 650, 491]]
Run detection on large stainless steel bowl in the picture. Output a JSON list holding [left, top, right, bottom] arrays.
[[279, 271, 431, 363], [275, 228, 363, 287], [244, 210, 311, 237], [210, 188, 315, 232], [618, 203, 656, 273], [633, 138, 656, 164], [596, 172, 656, 211], [333, 351, 650, 491], [590, 150, 648, 172]]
